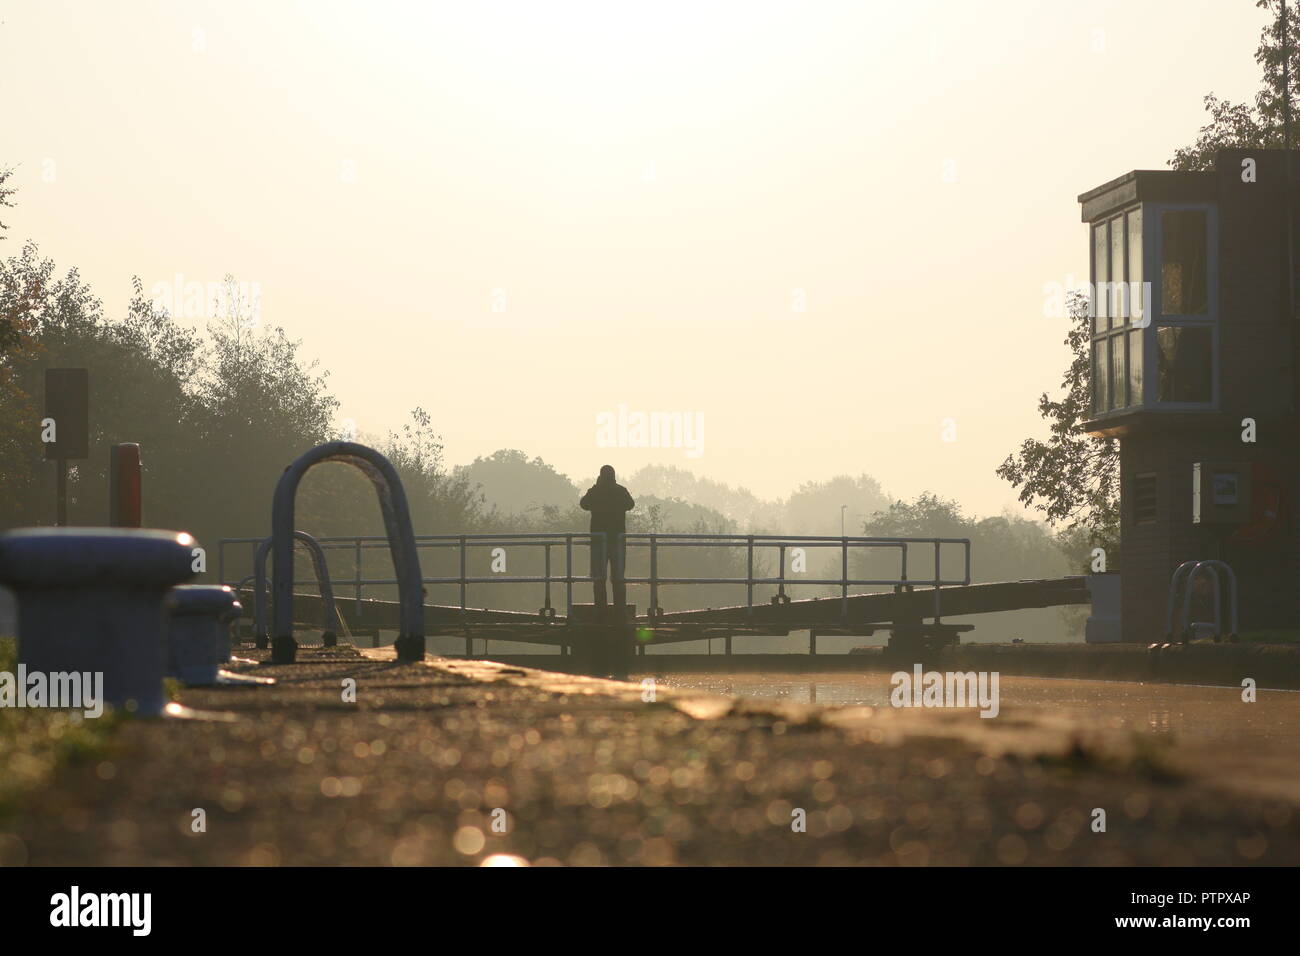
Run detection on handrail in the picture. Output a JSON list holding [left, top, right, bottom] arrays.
[[1165, 559, 1239, 642], [269, 442, 425, 663], [251, 530, 344, 649], [220, 531, 971, 622], [1164, 560, 1200, 640]]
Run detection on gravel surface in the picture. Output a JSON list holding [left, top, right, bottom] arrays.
[[3, 645, 1297, 866]]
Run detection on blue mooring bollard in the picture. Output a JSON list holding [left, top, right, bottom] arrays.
[[165, 585, 241, 686], [0, 528, 198, 716]]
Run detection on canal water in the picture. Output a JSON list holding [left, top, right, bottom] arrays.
[[642, 671, 1300, 748]]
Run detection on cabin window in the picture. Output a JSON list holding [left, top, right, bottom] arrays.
[[1160, 210, 1208, 316], [1152, 204, 1216, 407], [1155, 325, 1213, 402], [1089, 201, 1216, 415], [1090, 208, 1142, 413]]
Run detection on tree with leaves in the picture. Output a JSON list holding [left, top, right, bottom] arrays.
[[1171, 0, 1300, 170], [0, 167, 13, 238], [997, 293, 1120, 565], [0, 230, 46, 362], [1001, 1, 1294, 559], [381, 407, 485, 535], [452, 448, 577, 519]]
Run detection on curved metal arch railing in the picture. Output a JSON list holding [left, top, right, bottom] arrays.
[[1181, 560, 1238, 642], [1164, 560, 1200, 641], [252, 530, 343, 650], [271, 441, 425, 663], [1165, 559, 1239, 642]]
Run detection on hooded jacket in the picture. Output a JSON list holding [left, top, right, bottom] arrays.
[[580, 479, 635, 535]]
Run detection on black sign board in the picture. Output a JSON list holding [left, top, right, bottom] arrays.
[[43, 368, 89, 460]]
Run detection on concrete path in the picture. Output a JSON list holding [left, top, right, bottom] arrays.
[[3, 645, 1297, 866]]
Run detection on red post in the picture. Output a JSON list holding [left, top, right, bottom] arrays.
[[109, 443, 142, 527]]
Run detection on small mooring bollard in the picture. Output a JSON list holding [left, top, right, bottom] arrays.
[[0, 528, 198, 716], [221, 598, 242, 663], [165, 585, 240, 686]]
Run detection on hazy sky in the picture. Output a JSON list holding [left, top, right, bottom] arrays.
[[1, 0, 1265, 518]]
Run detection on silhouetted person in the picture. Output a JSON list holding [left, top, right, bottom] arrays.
[[580, 465, 634, 609]]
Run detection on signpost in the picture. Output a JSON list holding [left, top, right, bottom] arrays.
[[42, 368, 89, 526]]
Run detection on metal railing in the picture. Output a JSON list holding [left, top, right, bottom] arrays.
[[219, 532, 971, 624], [221, 532, 601, 620], [1165, 559, 1239, 642]]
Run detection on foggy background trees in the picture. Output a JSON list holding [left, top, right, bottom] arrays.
[[1, 207, 1079, 648]]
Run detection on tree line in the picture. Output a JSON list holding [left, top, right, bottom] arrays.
[[1, 177, 1075, 637]]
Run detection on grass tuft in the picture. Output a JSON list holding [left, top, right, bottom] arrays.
[[0, 637, 125, 822]]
